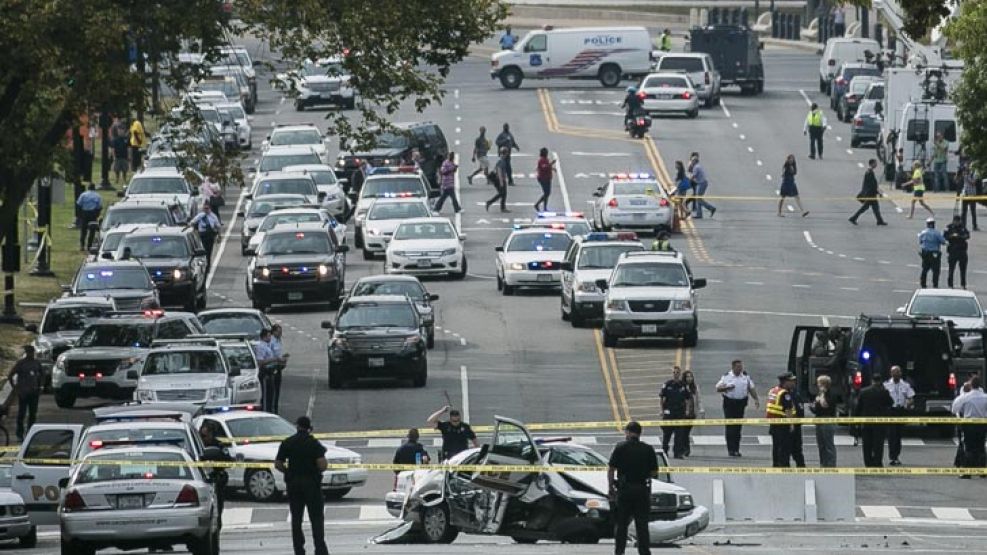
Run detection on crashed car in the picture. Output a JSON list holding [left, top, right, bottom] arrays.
[[377, 416, 708, 545]]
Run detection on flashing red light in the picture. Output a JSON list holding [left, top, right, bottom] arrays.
[[636, 91, 646, 101], [245, 404, 255, 410], [616, 232, 638, 240], [78, 373, 85, 379], [853, 371, 863, 390], [144, 472, 154, 479], [681, 91, 692, 100], [89, 440, 104, 449], [143, 309, 164, 318], [295, 232, 305, 239], [176, 484, 199, 506], [659, 198, 669, 207], [549, 223, 565, 229], [544, 261, 553, 268], [63, 490, 86, 511], [608, 198, 618, 208], [948, 372, 957, 390], [281, 267, 289, 274]]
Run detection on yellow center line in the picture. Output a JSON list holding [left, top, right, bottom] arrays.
[[593, 329, 625, 429], [607, 345, 632, 421]]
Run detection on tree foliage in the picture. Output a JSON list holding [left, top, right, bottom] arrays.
[[946, 1, 987, 172]]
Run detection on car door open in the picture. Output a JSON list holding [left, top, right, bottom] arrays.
[[12, 424, 83, 525], [470, 416, 543, 495]]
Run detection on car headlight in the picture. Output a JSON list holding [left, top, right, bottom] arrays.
[[136, 389, 155, 402], [391, 250, 407, 257], [324, 192, 339, 201], [606, 299, 628, 311], [678, 494, 694, 509], [54, 355, 66, 375], [403, 336, 422, 349], [368, 228, 382, 236], [35, 338, 53, 359], [254, 267, 270, 280], [508, 262, 525, 271], [672, 299, 693, 311], [441, 248, 457, 256], [8, 505, 25, 516], [330, 337, 349, 349], [318, 264, 330, 277], [207, 387, 231, 401], [336, 159, 346, 167], [238, 379, 259, 391], [577, 281, 599, 293], [172, 268, 185, 280]]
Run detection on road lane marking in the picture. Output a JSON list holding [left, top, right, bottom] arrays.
[[307, 365, 319, 417], [607, 344, 631, 420], [720, 99, 731, 118], [798, 89, 812, 106], [553, 151, 572, 212], [207, 187, 245, 288], [700, 308, 854, 319], [460, 365, 470, 422]]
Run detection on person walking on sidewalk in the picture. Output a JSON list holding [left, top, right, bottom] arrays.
[[485, 148, 510, 212], [275, 416, 330, 555], [810, 375, 840, 467], [433, 152, 462, 214], [803, 103, 827, 160], [907, 161, 934, 219], [715, 360, 759, 457], [467, 127, 491, 185], [659, 366, 690, 459], [945, 215, 970, 289], [778, 154, 809, 217], [885, 365, 914, 466], [918, 217, 947, 288], [689, 152, 716, 219], [534, 147, 556, 212], [495, 123, 520, 185], [849, 159, 887, 225], [9, 346, 41, 442]]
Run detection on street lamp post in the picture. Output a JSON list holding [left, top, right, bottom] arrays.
[[99, 110, 113, 190]]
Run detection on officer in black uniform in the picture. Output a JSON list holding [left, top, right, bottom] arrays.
[[199, 421, 234, 530], [608, 421, 658, 555], [275, 416, 329, 555], [426, 405, 479, 460]]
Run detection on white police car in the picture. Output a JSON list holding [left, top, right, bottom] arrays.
[[283, 163, 350, 219], [361, 197, 433, 259], [560, 232, 645, 327], [495, 227, 573, 295], [591, 173, 674, 232], [352, 168, 431, 249], [534, 211, 594, 237]]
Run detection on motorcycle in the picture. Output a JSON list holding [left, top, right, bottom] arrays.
[[625, 110, 651, 139]]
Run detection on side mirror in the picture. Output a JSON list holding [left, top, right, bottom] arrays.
[[595, 279, 609, 291], [559, 261, 573, 272], [244, 194, 252, 200], [592, 190, 603, 197], [458, 234, 467, 242], [318, 192, 327, 202], [236, 211, 245, 218], [494, 246, 504, 252], [60, 284, 71, 293], [116, 191, 125, 198], [337, 245, 349, 253], [58, 478, 69, 489], [896, 306, 906, 314], [24, 323, 38, 333], [320, 320, 334, 330], [692, 278, 707, 289], [126, 370, 138, 380], [429, 294, 440, 301]]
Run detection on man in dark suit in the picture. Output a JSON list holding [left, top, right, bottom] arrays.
[[849, 159, 888, 225], [854, 372, 894, 467]]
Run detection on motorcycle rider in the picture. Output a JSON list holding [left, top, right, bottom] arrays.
[[621, 86, 644, 129]]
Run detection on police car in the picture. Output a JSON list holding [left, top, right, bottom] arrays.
[[283, 163, 350, 219], [194, 406, 367, 501], [386, 217, 467, 279], [591, 173, 674, 232], [598, 251, 705, 347], [262, 123, 329, 162], [560, 232, 645, 327], [134, 339, 261, 407], [534, 211, 594, 237], [251, 145, 323, 190], [495, 227, 574, 295], [245, 206, 345, 256], [248, 171, 322, 206], [239, 193, 312, 255], [27, 296, 116, 389], [352, 167, 431, 249], [123, 168, 199, 218], [361, 197, 433, 259]]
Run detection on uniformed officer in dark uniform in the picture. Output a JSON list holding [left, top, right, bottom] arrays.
[[275, 416, 329, 555], [199, 421, 234, 529], [608, 421, 658, 555], [426, 405, 479, 460]]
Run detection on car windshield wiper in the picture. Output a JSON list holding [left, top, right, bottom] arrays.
[[578, 264, 611, 269]]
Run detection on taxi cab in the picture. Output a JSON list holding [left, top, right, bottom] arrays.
[[559, 232, 645, 327], [534, 211, 593, 237], [495, 227, 573, 295], [592, 173, 674, 232]]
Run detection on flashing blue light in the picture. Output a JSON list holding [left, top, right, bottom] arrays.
[[86, 273, 96, 280], [152, 236, 162, 243], [155, 271, 163, 277], [512, 224, 522, 230], [99, 270, 114, 277], [221, 406, 231, 412], [537, 212, 559, 218], [861, 350, 871, 361], [301, 266, 309, 273], [536, 245, 544, 251]]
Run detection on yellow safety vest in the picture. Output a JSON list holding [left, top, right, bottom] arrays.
[[651, 239, 672, 252], [806, 111, 823, 128], [661, 34, 672, 51], [765, 386, 792, 418]]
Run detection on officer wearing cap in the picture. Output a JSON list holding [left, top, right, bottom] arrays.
[[608, 421, 658, 555], [766, 373, 797, 467], [918, 217, 947, 288], [276, 416, 329, 555]]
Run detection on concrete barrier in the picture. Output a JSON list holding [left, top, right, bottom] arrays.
[[674, 474, 855, 524]]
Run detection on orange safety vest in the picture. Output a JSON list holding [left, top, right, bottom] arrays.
[[765, 386, 792, 418]]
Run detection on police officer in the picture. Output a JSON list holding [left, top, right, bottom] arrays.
[[253, 329, 285, 413], [766, 373, 797, 467], [803, 103, 827, 160], [275, 416, 330, 555], [269, 324, 290, 413], [426, 405, 479, 460], [608, 421, 658, 555], [715, 360, 760, 457], [199, 421, 233, 529], [659, 365, 690, 458], [392, 428, 430, 472], [650, 229, 674, 252], [76, 183, 103, 251], [945, 215, 970, 289], [918, 217, 947, 288], [621, 86, 643, 129], [188, 202, 221, 268], [657, 29, 672, 52]]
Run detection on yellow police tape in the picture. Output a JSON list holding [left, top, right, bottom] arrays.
[[667, 194, 987, 202], [12, 457, 987, 476]]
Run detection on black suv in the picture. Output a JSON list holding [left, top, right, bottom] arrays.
[[688, 25, 764, 94], [67, 260, 159, 312], [321, 295, 427, 388], [246, 222, 349, 310], [100, 198, 186, 231], [348, 274, 439, 348], [113, 226, 210, 312], [335, 122, 448, 192]]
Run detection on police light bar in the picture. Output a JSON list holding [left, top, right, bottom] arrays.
[[200, 404, 259, 415], [88, 437, 187, 449], [610, 172, 652, 180], [584, 231, 639, 242], [536, 211, 584, 219], [527, 260, 557, 270]]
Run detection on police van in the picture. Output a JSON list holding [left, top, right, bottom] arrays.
[[491, 26, 653, 89]]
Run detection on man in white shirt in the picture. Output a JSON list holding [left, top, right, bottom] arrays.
[[884, 365, 915, 466], [715, 360, 760, 457], [952, 377, 987, 478]]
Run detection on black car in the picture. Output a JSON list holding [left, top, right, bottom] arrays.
[[335, 121, 448, 192], [67, 260, 159, 312], [247, 223, 348, 310], [99, 199, 186, 232], [322, 295, 427, 388], [348, 275, 439, 348], [197, 308, 274, 340], [114, 226, 209, 312], [687, 25, 764, 94]]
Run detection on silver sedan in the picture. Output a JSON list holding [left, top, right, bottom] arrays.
[[639, 72, 700, 118]]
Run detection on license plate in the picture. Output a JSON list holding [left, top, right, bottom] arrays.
[[287, 292, 303, 301], [642, 324, 658, 334], [117, 495, 143, 509], [320, 93, 335, 99], [368, 357, 385, 368], [630, 199, 647, 206], [417, 259, 432, 268], [537, 274, 554, 282], [633, 213, 647, 220], [80, 377, 96, 388]]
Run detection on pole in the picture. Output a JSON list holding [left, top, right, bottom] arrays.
[[30, 177, 54, 277], [99, 110, 113, 190], [72, 125, 84, 229], [0, 220, 23, 325]]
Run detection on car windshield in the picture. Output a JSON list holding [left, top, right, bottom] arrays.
[[352, 280, 426, 300], [643, 76, 688, 88], [198, 80, 237, 97], [145, 156, 180, 169], [867, 85, 885, 99], [393, 221, 456, 240], [337, 303, 417, 329], [142, 351, 225, 375], [128, 177, 188, 195], [613, 263, 689, 287], [302, 61, 345, 77], [75, 267, 152, 291], [248, 198, 307, 217], [259, 153, 321, 172], [79, 428, 189, 458], [843, 67, 880, 81], [77, 323, 155, 348], [42, 306, 111, 334], [850, 79, 874, 93], [546, 446, 609, 466], [659, 57, 703, 72], [197, 108, 220, 123], [259, 213, 322, 232], [858, 100, 879, 116], [361, 178, 425, 198], [554, 221, 592, 236], [256, 179, 316, 197], [221, 345, 257, 372], [118, 235, 189, 259], [76, 451, 193, 483], [506, 232, 571, 252], [259, 231, 331, 255], [613, 182, 661, 196], [223, 105, 245, 119], [271, 130, 322, 146], [227, 415, 297, 438], [104, 208, 171, 227], [373, 132, 410, 150], [910, 296, 983, 318], [369, 202, 429, 221], [99, 232, 127, 253], [199, 314, 265, 337], [578, 245, 645, 269]]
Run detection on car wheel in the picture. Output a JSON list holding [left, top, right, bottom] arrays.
[[714, 95, 722, 106], [324, 487, 351, 500], [502, 283, 514, 296], [328, 362, 344, 389], [755, 80, 764, 94], [412, 359, 427, 388], [500, 67, 523, 90], [19, 526, 36, 548], [684, 328, 699, 347], [687, 109, 699, 119], [571, 308, 585, 328], [354, 229, 364, 249], [454, 256, 467, 280], [496, 274, 504, 291], [851, 137, 860, 148], [602, 329, 618, 348], [560, 298, 571, 321], [251, 299, 267, 312], [362, 248, 373, 260], [422, 503, 459, 543], [427, 329, 435, 349], [54, 389, 76, 409], [598, 64, 621, 88], [245, 469, 279, 502], [188, 528, 217, 555], [295, 101, 305, 112]]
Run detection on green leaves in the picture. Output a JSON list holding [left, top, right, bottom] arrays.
[[946, 1, 987, 173]]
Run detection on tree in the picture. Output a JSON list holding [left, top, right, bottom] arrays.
[[946, 1, 987, 172], [0, 0, 506, 246]]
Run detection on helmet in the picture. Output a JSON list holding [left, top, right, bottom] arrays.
[[626, 86, 637, 94]]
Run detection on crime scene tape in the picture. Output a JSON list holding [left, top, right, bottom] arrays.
[[664, 194, 983, 202]]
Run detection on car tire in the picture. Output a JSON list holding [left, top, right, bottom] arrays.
[[422, 503, 459, 543], [427, 329, 435, 349], [602, 329, 618, 348], [188, 528, 217, 555], [19, 526, 36, 548], [245, 469, 279, 502], [295, 101, 305, 112], [560, 298, 571, 321], [324, 487, 351, 500], [61, 539, 95, 555], [819, 77, 826, 93], [362, 248, 373, 260], [496, 274, 504, 292], [354, 228, 364, 249], [513, 537, 538, 544], [598, 64, 622, 88], [328, 363, 344, 389], [571, 309, 585, 329], [500, 67, 523, 90], [755, 80, 764, 94], [714, 95, 722, 106], [684, 328, 699, 347], [54, 389, 76, 409], [687, 109, 699, 119], [454, 256, 467, 280], [412, 359, 428, 388], [703, 96, 714, 108], [502, 283, 514, 296], [851, 137, 860, 148]]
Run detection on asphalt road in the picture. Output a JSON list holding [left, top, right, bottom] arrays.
[[19, 34, 987, 552]]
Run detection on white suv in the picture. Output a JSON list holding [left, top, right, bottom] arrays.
[[599, 251, 706, 347]]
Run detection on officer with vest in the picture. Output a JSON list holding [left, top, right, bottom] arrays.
[[803, 103, 827, 160], [650, 229, 674, 252], [656, 29, 672, 52], [767, 373, 797, 467]]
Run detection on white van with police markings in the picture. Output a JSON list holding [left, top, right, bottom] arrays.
[[492, 26, 653, 89]]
